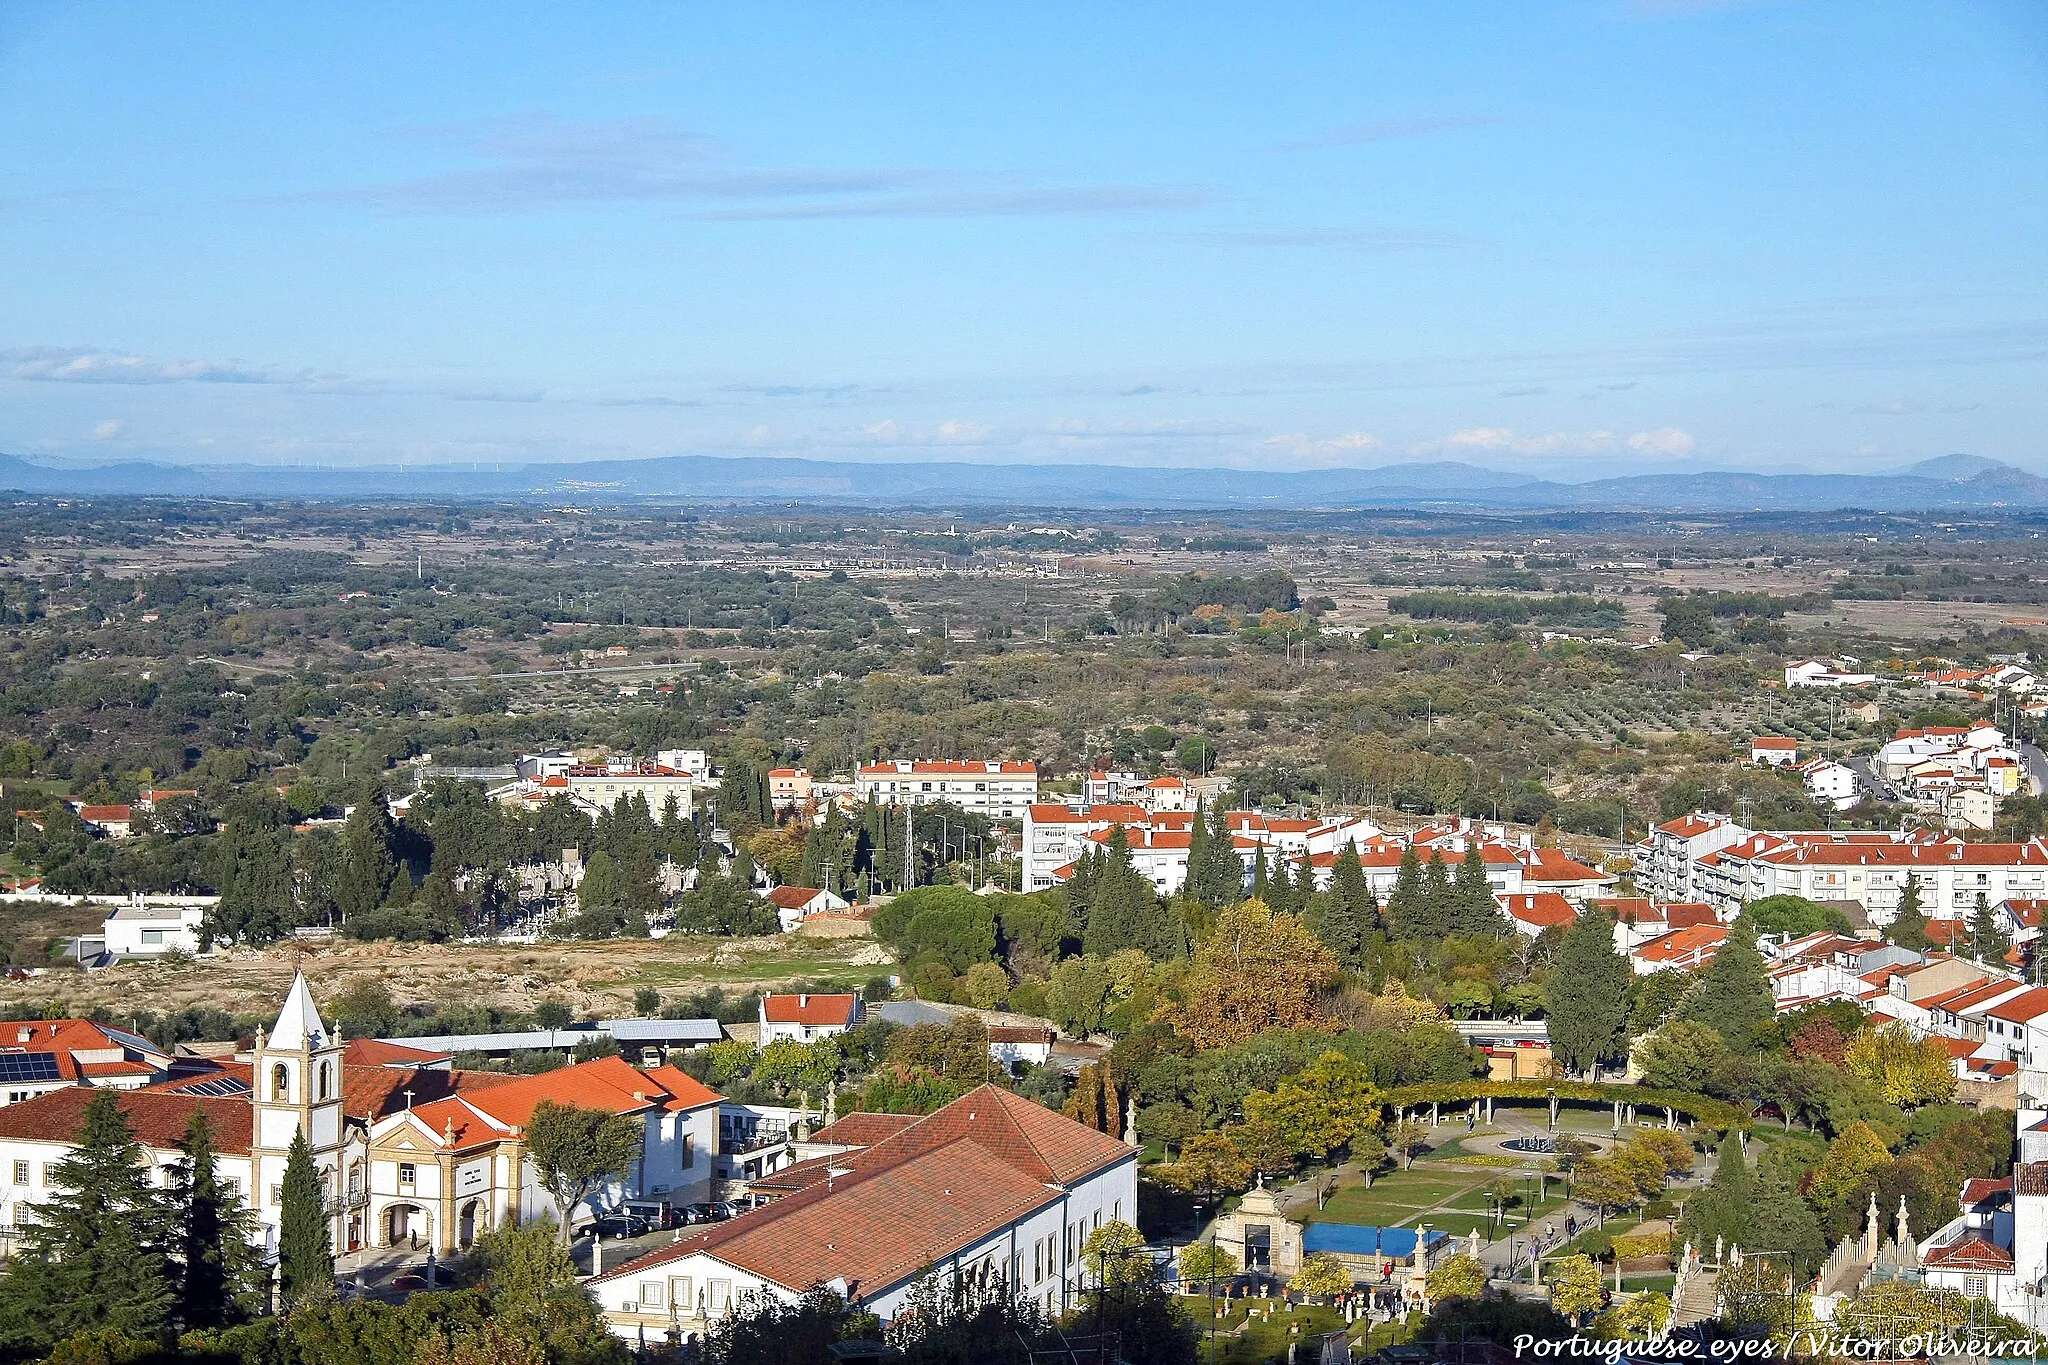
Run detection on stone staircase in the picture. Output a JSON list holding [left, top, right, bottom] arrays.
[[1671, 1268, 1719, 1329]]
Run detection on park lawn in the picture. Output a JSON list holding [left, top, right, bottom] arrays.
[[1181, 1297, 1352, 1365], [1312, 1171, 1487, 1226]]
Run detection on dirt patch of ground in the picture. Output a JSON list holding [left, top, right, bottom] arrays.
[[0, 933, 895, 1024]]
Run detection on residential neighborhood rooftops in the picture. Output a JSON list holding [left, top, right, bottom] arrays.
[[0, 1086, 251, 1151]]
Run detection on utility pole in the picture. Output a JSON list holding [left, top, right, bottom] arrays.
[[903, 803, 914, 891]]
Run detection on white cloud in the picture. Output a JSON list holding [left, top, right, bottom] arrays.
[[4, 346, 296, 385], [1628, 427, 1696, 456], [934, 419, 994, 441], [92, 420, 123, 439], [1419, 426, 1698, 460]]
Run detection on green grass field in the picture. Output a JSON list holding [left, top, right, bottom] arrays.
[[1182, 1297, 1379, 1365]]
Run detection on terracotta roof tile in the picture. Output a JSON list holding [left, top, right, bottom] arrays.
[[0, 1087, 252, 1153]]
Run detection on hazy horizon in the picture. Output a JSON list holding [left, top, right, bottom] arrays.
[[3, 2, 2043, 478]]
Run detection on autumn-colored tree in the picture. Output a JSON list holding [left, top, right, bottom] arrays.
[[1426, 1253, 1486, 1304], [1573, 1157, 1641, 1224], [1629, 1130, 1697, 1181], [1227, 1115, 1297, 1178], [1549, 1255, 1604, 1320], [1172, 898, 1338, 1048], [1844, 1021, 1959, 1106], [1081, 1220, 1150, 1288], [1289, 1253, 1351, 1300], [1062, 1061, 1124, 1135], [1240, 1050, 1382, 1163], [1158, 1131, 1252, 1201], [1809, 1120, 1893, 1216], [1789, 1015, 1851, 1065]]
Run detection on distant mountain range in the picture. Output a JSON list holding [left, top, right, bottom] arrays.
[[2, 449, 2044, 512]]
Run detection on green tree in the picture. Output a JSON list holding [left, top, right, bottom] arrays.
[[1289, 1253, 1351, 1300], [279, 1128, 333, 1309], [1547, 905, 1633, 1075], [1241, 1050, 1381, 1163], [1384, 844, 1429, 941], [524, 1101, 643, 1244], [1632, 1020, 1728, 1091], [0, 1091, 172, 1351], [173, 1109, 264, 1329], [1809, 1120, 1892, 1217], [335, 787, 401, 920], [1676, 1138, 1752, 1253], [1177, 1242, 1238, 1293], [1189, 801, 1246, 908], [1451, 846, 1509, 937], [1968, 892, 2010, 964], [1045, 954, 1116, 1036], [1426, 1252, 1486, 1304], [470, 1216, 626, 1365], [1678, 918, 1774, 1051], [1745, 894, 1853, 938], [1887, 874, 1929, 950], [1081, 1220, 1150, 1289]]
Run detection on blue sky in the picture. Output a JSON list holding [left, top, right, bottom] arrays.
[[2, 1, 2044, 477]]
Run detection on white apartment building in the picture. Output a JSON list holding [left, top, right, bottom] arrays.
[[1638, 812, 1749, 903], [1020, 802, 1381, 894], [1696, 830, 2048, 923], [854, 760, 1039, 820]]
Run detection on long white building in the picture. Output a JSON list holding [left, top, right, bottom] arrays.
[[854, 760, 1038, 819], [589, 1085, 1138, 1346]]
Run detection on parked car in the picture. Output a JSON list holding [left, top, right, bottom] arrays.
[[623, 1199, 679, 1230], [713, 1200, 752, 1220], [588, 1211, 652, 1239], [680, 1202, 722, 1225]]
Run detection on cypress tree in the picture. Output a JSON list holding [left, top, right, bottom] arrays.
[[1887, 873, 1930, 951], [335, 787, 399, 920], [1186, 800, 1211, 900], [1385, 844, 1427, 941], [1680, 918, 1775, 1051], [174, 1109, 263, 1330], [1547, 906, 1633, 1076], [1969, 892, 2010, 964], [1331, 844, 1378, 952], [278, 1129, 332, 1309], [1250, 845, 1270, 903], [1421, 850, 1455, 938], [1676, 1138, 1753, 1253], [0, 1091, 173, 1349], [1451, 845, 1510, 937], [1267, 851, 1294, 913], [1193, 801, 1245, 907]]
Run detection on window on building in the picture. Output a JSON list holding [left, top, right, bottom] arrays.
[[399, 1163, 417, 1186], [639, 1281, 664, 1308], [709, 1281, 732, 1315], [671, 1277, 694, 1312], [10, 1160, 25, 1185], [271, 1063, 290, 1103], [317, 1061, 332, 1102]]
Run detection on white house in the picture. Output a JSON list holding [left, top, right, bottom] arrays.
[[1784, 660, 1878, 688], [101, 902, 207, 957], [588, 1085, 1139, 1345], [764, 886, 851, 933], [1800, 759, 1864, 811], [986, 1024, 1056, 1070], [757, 993, 864, 1046], [1750, 737, 1799, 767]]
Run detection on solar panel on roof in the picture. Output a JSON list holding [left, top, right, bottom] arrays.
[[0, 1053, 63, 1084], [173, 1075, 250, 1097]]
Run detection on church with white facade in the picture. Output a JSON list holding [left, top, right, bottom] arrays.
[[0, 971, 722, 1259]]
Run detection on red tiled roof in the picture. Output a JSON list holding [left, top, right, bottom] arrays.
[[1922, 1235, 2014, 1272], [343, 1037, 451, 1068], [1960, 1177, 2010, 1207], [77, 804, 133, 823], [808, 1111, 921, 1146], [762, 993, 859, 1026], [1984, 987, 2048, 1025], [0, 1087, 252, 1152], [766, 886, 825, 910], [1751, 737, 1798, 750], [987, 1025, 1055, 1045], [1498, 892, 1577, 929], [1633, 924, 1727, 965], [594, 1138, 1063, 1298]]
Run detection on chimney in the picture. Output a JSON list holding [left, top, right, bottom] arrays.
[[16, 1027, 30, 1044], [798, 994, 809, 1009]]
